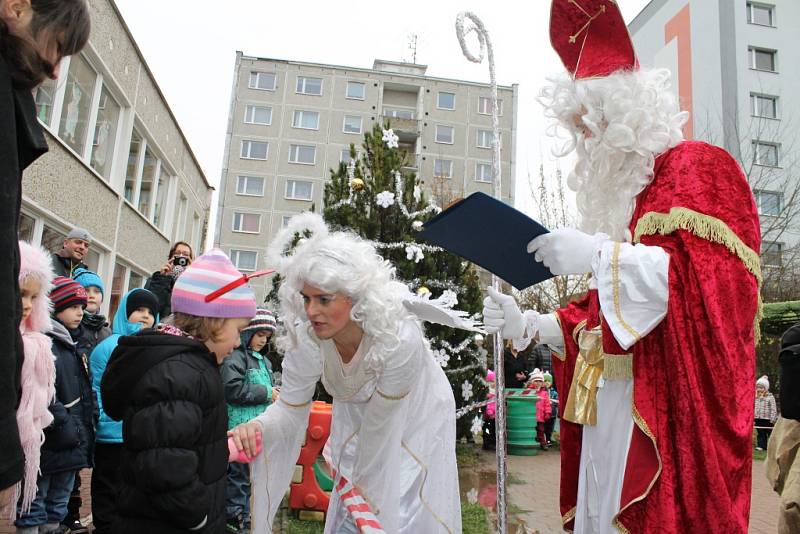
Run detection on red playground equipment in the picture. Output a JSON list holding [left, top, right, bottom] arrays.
[[289, 401, 333, 519]]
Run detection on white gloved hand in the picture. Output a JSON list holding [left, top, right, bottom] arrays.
[[527, 228, 609, 275], [482, 287, 525, 339]]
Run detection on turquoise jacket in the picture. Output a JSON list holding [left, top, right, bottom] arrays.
[[90, 289, 158, 444]]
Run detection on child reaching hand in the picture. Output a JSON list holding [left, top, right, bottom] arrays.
[[100, 249, 263, 533]]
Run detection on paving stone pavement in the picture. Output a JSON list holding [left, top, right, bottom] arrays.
[[502, 447, 781, 534]]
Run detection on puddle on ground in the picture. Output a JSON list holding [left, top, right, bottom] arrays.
[[458, 467, 535, 533]]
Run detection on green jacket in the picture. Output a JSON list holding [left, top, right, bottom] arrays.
[[220, 346, 273, 429]]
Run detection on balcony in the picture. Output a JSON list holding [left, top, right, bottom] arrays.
[[382, 108, 419, 142]]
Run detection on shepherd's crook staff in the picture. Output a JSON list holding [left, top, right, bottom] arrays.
[[455, 12, 508, 533]]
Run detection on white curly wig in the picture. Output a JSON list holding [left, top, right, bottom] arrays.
[[266, 213, 414, 371], [539, 68, 688, 241]]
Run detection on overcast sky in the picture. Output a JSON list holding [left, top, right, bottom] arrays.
[[114, 0, 651, 235]]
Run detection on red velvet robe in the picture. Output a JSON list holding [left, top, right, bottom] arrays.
[[552, 141, 761, 533]]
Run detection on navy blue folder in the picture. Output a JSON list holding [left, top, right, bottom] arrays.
[[419, 192, 554, 290]]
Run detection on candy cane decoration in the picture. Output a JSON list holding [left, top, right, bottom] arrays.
[[455, 11, 509, 533], [323, 442, 386, 534]]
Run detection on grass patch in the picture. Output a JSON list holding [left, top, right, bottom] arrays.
[[461, 501, 490, 534], [508, 502, 531, 516], [753, 448, 767, 461], [287, 518, 325, 534], [507, 472, 526, 485], [456, 442, 482, 468]]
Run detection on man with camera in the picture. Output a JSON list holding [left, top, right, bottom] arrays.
[[144, 241, 193, 319]]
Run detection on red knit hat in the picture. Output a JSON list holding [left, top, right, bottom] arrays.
[[550, 0, 637, 79], [50, 276, 88, 314]]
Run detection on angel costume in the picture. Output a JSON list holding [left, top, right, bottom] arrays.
[[250, 317, 461, 534]]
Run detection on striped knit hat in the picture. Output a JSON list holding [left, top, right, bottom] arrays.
[[171, 248, 257, 319], [243, 308, 277, 333], [50, 276, 88, 314]]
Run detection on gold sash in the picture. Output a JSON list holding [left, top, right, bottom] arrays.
[[563, 327, 633, 426]]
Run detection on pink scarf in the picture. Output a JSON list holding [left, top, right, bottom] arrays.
[[8, 329, 56, 519]]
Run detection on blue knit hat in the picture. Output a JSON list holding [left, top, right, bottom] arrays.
[[73, 267, 104, 295]]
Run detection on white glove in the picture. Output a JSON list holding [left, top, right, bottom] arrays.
[[482, 287, 525, 339], [527, 228, 609, 275]]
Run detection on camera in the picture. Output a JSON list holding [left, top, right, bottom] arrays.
[[173, 256, 189, 267]]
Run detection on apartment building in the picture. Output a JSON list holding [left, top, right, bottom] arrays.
[[216, 53, 518, 301], [630, 0, 800, 269], [19, 0, 214, 317]]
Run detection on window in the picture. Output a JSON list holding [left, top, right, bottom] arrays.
[[233, 212, 261, 233], [751, 94, 778, 119], [435, 125, 454, 144], [340, 148, 353, 164], [434, 159, 453, 178], [282, 215, 293, 228], [125, 130, 142, 203], [292, 110, 320, 130], [249, 71, 276, 91], [244, 105, 272, 125], [384, 107, 415, 120], [137, 146, 157, 216], [346, 81, 365, 100], [296, 76, 323, 96], [762, 241, 782, 266], [754, 190, 782, 216], [58, 54, 98, 156], [477, 129, 494, 148], [753, 141, 779, 166], [236, 175, 265, 196], [241, 140, 268, 160], [437, 92, 456, 110], [476, 162, 492, 183], [747, 2, 774, 26], [153, 166, 170, 230], [173, 194, 187, 242], [289, 144, 316, 164], [34, 78, 57, 124], [749, 47, 776, 72], [123, 127, 173, 229], [478, 97, 503, 115], [343, 115, 362, 134], [109, 262, 126, 319], [89, 87, 121, 180], [18, 212, 35, 242], [128, 270, 144, 290], [285, 179, 313, 200], [231, 249, 258, 271]]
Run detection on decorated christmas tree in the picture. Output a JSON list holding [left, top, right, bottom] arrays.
[[321, 122, 488, 439]]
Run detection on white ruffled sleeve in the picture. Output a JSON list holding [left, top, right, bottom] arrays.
[[350, 322, 422, 531], [591, 241, 670, 350], [250, 332, 322, 532]]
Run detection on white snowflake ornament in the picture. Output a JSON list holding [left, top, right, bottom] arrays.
[[405, 244, 424, 263], [438, 289, 458, 309], [432, 349, 450, 368], [470, 415, 483, 435], [411, 220, 423, 231], [376, 191, 395, 208], [461, 380, 474, 401], [382, 128, 399, 149]]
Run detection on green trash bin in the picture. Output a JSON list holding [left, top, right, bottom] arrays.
[[506, 388, 538, 456]]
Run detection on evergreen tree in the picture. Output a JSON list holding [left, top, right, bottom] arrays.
[[321, 123, 487, 439]]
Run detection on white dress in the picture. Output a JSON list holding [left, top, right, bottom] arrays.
[[250, 318, 462, 534]]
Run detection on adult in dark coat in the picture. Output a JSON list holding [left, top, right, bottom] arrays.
[[504, 345, 529, 389], [0, 0, 90, 509], [144, 241, 194, 318], [101, 330, 230, 533]]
